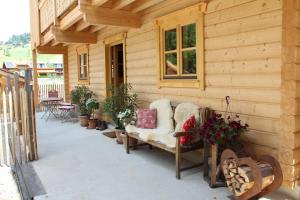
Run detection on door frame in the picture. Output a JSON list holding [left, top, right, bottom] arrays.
[[104, 33, 127, 97]]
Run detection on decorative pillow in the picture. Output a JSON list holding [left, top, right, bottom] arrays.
[[180, 115, 196, 145], [136, 109, 157, 129]]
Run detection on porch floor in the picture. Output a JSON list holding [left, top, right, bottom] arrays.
[[32, 112, 289, 200]]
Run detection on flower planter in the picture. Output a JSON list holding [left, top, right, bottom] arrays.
[[115, 129, 124, 144], [87, 118, 97, 129], [79, 115, 89, 127]]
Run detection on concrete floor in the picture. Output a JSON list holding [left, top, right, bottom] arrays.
[[32, 113, 295, 200], [0, 166, 21, 200]]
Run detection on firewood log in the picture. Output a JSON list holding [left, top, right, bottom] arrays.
[[222, 159, 274, 197]]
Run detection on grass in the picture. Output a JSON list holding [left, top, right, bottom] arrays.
[[0, 44, 62, 65]]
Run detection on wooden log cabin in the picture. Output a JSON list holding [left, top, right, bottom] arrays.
[[29, 0, 300, 195]]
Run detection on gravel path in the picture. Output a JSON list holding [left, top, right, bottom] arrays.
[[0, 166, 21, 200]]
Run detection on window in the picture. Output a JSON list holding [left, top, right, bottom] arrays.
[[77, 46, 89, 84], [156, 4, 206, 89]]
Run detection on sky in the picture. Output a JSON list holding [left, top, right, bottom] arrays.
[[0, 0, 30, 42]]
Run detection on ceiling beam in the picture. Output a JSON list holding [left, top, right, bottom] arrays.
[[131, 0, 164, 13], [81, 4, 141, 28], [52, 26, 98, 44], [112, 0, 136, 10], [60, 7, 84, 31], [92, 0, 110, 7], [41, 30, 55, 46], [90, 25, 105, 33], [76, 20, 91, 31]]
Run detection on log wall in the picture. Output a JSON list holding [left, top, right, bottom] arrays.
[[281, 0, 300, 188], [66, 0, 299, 186]]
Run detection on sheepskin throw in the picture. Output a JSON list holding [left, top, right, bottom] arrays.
[[174, 102, 200, 132], [125, 99, 175, 147], [149, 99, 174, 131]]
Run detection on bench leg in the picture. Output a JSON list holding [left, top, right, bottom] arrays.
[[149, 144, 153, 150], [126, 133, 130, 154], [176, 139, 181, 179]]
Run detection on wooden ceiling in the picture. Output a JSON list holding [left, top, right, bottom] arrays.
[[38, 0, 166, 49]]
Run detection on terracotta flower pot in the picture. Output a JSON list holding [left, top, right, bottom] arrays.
[[79, 115, 89, 127], [87, 119, 97, 129], [115, 129, 124, 144]]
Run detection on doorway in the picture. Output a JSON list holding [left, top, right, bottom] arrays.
[[104, 33, 127, 97], [109, 43, 124, 89]]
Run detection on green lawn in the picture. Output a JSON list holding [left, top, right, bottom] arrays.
[[0, 44, 62, 65]]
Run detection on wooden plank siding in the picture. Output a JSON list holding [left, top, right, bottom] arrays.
[[281, 0, 300, 188], [66, 0, 293, 185]]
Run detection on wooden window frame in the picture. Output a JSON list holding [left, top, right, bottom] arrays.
[[155, 3, 206, 89], [77, 45, 89, 85]]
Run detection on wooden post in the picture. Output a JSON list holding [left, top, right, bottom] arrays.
[[175, 138, 181, 179], [6, 76, 16, 165], [25, 69, 38, 161], [63, 51, 70, 101], [32, 49, 39, 108], [3, 90, 10, 166]]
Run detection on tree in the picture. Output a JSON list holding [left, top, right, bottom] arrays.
[[6, 33, 30, 46]]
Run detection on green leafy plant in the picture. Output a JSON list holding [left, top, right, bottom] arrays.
[[86, 98, 99, 119], [70, 86, 94, 116], [102, 83, 138, 129]]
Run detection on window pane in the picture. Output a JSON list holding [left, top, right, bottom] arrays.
[[182, 23, 196, 48], [182, 50, 196, 74], [80, 66, 87, 79], [165, 29, 177, 51], [165, 53, 177, 75], [83, 54, 87, 65]]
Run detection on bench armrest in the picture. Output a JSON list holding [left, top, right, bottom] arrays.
[[173, 131, 193, 137]]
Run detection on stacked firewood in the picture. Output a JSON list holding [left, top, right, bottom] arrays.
[[222, 159, 274, 196]]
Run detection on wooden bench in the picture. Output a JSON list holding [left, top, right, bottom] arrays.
[[125, 103, 213, 179]]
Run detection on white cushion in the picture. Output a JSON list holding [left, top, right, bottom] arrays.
[[174, 103, 200, 132]]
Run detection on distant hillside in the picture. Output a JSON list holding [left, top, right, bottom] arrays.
[[0, 33, 62, 66], [0, 44, 61, 66]]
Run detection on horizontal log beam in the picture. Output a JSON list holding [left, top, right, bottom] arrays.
[[41, 30, 55, 46], [76, 20, 91, 31], [36, 46, 67, 54], [112, 0, 136, 10], [80, 4, 141, 28], [92, 0, 110, 7], [60, 6, 84, 31], [131, 0, 164, 13], [90, 25, 105, 33], [52, 26, 97, 44]]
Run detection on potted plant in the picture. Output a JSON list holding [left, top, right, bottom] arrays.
[[200, 113, 248, 187], [86, 98, 100, 129], [201, 114, 248, 150], [70, 86, 94, 126], [102, 83, 138, 143], [117, 109, 138, 147]]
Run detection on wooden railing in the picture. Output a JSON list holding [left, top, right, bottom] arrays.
[[0, 70, 38, 166], [39, 0, 77, 33], [40, 0, 54, 33], [0, 69, 38, 199], [38, 82, 64, 100]]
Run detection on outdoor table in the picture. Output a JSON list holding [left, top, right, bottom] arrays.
[[58, 103, 76, 122], [40, 97, 63, 121]]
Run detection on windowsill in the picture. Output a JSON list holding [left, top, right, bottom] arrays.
[[158, 79, 204, 89], [78, 79, 90, 85]]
